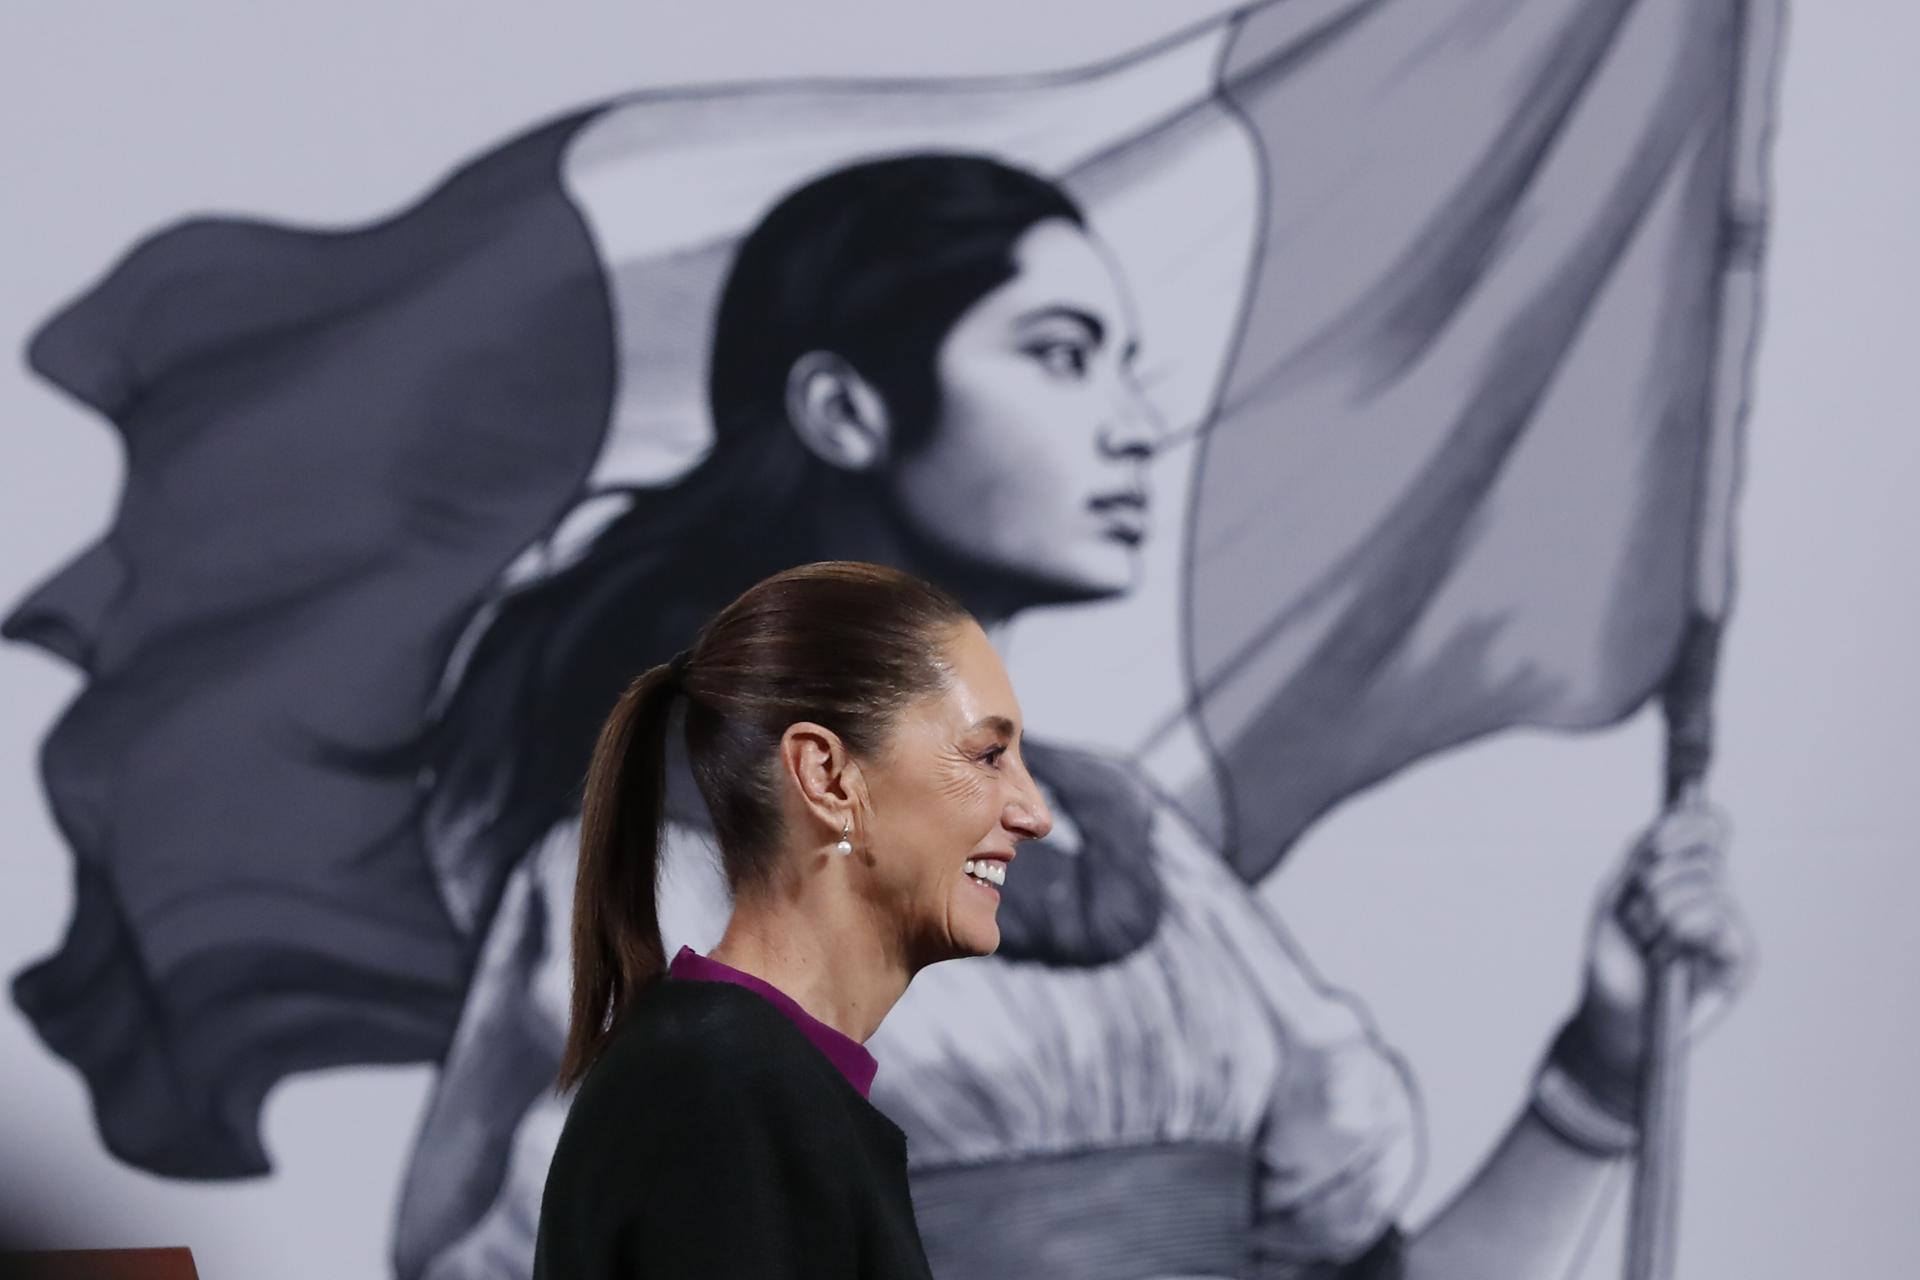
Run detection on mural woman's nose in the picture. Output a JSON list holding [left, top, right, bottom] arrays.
[[1100, 379, 1167, 460]]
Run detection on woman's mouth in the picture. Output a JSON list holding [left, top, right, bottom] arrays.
[[1091, 491, 1150, 544], [963, 857, 1006, 897]]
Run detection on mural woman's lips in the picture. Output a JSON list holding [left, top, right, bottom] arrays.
[[1091, 489, 1151, 543]]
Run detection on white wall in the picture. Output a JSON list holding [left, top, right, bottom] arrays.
[[1, 4, 1913, 1277]]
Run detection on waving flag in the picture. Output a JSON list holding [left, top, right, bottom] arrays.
[[1163, 0, 1782, 877], [6, 0, 1780, 1178]]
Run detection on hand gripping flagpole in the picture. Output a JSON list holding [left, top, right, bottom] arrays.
[[1625, 3, 1783, 1277]]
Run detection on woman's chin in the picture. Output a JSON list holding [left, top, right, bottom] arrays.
[[958, 914, 1001, 958], [963, 927, 1001, 958], [946, 890, 1003, 957], [1018, 543, 1139, 605]]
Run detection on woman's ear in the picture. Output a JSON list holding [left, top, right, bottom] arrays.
[[779, 720, 857, 837], [786, 350, 890, 472]]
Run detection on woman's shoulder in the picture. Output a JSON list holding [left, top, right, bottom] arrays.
[[588, 978, 833, 1101], [552, 983, 854, 1181], [540, 982, 894, 1261], [569, 977, 889, 1152]]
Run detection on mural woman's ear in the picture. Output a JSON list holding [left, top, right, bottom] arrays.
[[785, 349, 892, 473]]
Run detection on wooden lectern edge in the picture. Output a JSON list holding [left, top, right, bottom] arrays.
[[0, 1246, 199, 1280]]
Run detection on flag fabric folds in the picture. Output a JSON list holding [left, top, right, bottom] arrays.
[[1177, 0, 1778, 878]]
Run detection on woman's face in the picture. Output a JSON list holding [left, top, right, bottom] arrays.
[[857, 621, 1053, 965], [887, 219, 1164, 602]]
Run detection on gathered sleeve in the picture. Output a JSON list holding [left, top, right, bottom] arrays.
[[1241, 899, 1421, 1277]]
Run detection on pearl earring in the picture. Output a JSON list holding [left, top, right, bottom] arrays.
[[834, 818, 854, 857]]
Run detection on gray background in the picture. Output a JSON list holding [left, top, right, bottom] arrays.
[[0, 3, 1913, 1276]]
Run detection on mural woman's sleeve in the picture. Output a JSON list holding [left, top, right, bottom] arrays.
[[1242, 899, 1420, 1276]]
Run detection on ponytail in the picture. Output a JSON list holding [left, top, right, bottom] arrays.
[[556, 660, 680, 1089]]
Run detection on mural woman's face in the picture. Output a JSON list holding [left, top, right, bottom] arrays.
[[889, 219, 1164, 601], [856, 621, 1053, 963]]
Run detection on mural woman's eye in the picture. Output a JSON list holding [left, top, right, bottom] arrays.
[[1027, 341, 1090, 380]]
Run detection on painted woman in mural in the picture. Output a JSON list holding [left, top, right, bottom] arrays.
[[373, 152, 1748, 1280], [6, 2, 1776, 1278]]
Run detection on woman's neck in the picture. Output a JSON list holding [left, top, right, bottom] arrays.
[[802, 476, 1041, 629], [706, 878, 912, 1046]]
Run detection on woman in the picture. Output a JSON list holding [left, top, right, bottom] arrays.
[[399, 154, 1747, 1280], [535, 560, 1048, 1278]]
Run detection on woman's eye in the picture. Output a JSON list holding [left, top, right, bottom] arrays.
[[979, 746, 1007, 768], [1027, 342, 1089, 379]]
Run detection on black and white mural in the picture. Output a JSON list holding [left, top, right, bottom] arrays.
[[8, 1, 1913, 1277]]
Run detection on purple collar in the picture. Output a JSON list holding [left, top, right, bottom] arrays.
[[666, 945, 879, 1098]]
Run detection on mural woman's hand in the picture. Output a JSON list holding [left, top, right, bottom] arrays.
[[1528, 794, 1758, 1159], [1573, 799, 1752, 1077], [1527, 800, 1752, 1157]]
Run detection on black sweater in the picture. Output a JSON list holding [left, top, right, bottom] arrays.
[[533, 977, 936, 1280]]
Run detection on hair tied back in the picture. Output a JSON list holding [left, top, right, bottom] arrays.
[[665, 648, 693, 685]]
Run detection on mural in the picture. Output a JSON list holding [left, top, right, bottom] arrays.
[[4, 1, 1785, 1277]]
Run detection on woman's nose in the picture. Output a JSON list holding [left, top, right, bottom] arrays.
[[1008, 782, 1054, 843], [1098, 382, 1166, 459]]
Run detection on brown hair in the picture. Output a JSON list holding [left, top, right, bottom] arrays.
[[557, 560, 971, 1087]]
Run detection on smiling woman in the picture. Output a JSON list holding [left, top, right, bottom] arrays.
[[539, 559, 1044, 1279]]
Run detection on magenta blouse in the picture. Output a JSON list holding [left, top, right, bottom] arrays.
[[666, 945, 879, 1098]]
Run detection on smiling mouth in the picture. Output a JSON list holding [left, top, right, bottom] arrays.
[[963, 857, 1007, 898]]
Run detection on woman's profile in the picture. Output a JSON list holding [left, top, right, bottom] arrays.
[[385, 154, 1749, 1280], [536, 560, 1045, 1279]]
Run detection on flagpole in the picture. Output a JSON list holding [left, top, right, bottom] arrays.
[[1628, 621, 1719, 1280], [1624, 1, 1784, 1276]]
